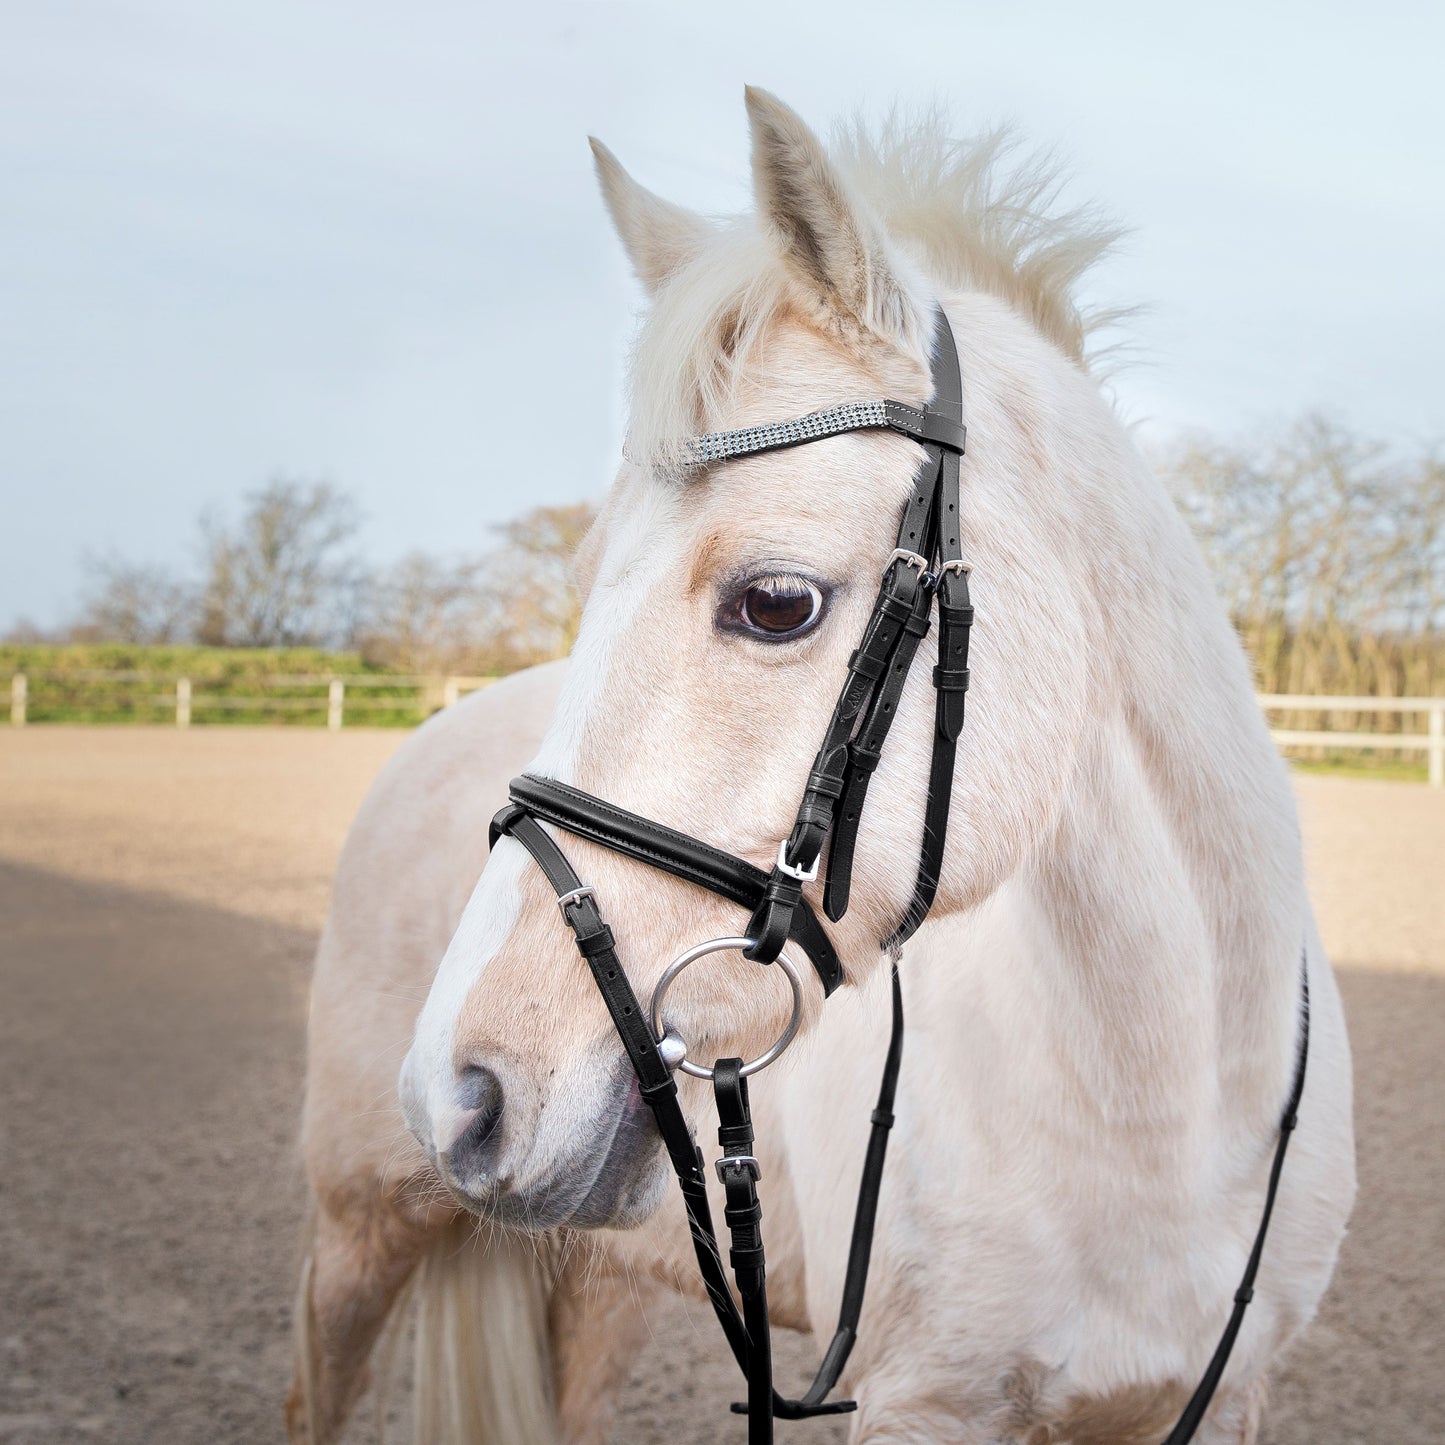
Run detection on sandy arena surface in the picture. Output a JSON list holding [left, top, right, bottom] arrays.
[[1, 727, 1441, 1443]]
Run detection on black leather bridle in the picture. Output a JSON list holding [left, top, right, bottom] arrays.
[[486, 309, 1309, 1443]]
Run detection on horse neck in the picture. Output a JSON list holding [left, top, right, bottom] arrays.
[[950, 405, 1305, 1141], [1026, 712, 1302, 1137]]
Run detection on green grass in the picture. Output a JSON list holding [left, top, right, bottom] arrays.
[[1, 644, 439, 727], [1284, 753, 1430, 784], [0, 642, 392, 677]]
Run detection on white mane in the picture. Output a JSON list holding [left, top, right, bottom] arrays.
[[626, 110, 1123, 473], [832, 112, 1124, 360]]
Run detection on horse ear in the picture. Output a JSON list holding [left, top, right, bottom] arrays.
[[590, 138, 712, 294], [744, 87, 924, 350]]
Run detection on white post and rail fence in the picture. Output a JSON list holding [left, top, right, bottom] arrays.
[[5, 671, 1444, 786], [6, 671, 497, 732]]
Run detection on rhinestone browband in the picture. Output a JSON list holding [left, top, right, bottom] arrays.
[[685, 400, 892, 465]]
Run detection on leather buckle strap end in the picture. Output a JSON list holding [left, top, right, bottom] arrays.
[[883, 400, 967, 455], [744, 866, 804, 964], [488, 802, 526, 850]]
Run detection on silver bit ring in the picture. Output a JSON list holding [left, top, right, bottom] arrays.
[[650, 936, 803, 1080]]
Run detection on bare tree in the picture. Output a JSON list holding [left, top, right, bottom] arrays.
[[70, 556, 198, 644], [474, 503, 596, 669], [198, 480, 362, 647], [356, 503, 597, 676], [2, 617, 52, 644], [357, 553, 489, 674], [1162, 415, 1445, 702]]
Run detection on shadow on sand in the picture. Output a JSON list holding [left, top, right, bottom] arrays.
[[0, 860, 1438, 1443]]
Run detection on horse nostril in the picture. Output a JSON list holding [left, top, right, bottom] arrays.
[[443, 1064, 505, 1182], [457, 1062, 503, 1120]]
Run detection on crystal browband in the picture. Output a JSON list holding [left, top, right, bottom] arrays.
[[684, 398, 966, 467]]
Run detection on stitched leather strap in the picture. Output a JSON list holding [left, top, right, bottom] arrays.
[[824, 559, 936, 920], [503, 774, 845, 995], [888, 312, 969, 945], [755, 307, 967, 947], [491, 808, 691, 1155], [491, 807, 760, 1360], [735, 962, 907, 1417], [492, 804, 863, 1423], [714, 1060, 773, 1443]]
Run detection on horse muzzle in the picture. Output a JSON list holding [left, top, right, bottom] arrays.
[[400, 1043, 667, 1231]]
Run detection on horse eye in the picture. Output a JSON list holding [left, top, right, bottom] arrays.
[[736, 575, 823, 639]]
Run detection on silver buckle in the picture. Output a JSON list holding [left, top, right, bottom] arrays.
[[716, 1154, 762, 1183], [936, 558, 972, 576], [775, 840, 819, 883], [556, 886, 596, 915], [887, 548, 929, 575]]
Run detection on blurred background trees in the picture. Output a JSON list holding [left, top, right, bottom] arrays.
[[70, 559, 198, 646], [1160, 415, 1445, 696], [354, 502, 595, 674], [46, 480, 597, 675], [197, 481, 363, 648], [15, 415, 1445, 695]]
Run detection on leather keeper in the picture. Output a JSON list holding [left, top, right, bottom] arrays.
[[847, 739, 884, 775], [903, 607, 933, 640], [802, 762, 847, 801], [723, 1197, 762, 1231], [876, 590, 916, 624], [576, 926, 618, 958], [487, 802, 525, 850], [728, 1244, 766, 1274], [935, 678, 968, 741], [848, 627, 902, 686], [744, 874, 801, 963], [846, 646, 888, 682], [935, 567, 972, 615], [637, 1073, 680, 1103], [784, 817, 828, 869]]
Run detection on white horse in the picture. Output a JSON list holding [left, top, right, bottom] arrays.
[[289, 91, 1355, 1444]]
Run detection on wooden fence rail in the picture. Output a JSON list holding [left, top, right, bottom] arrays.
[[6, 672, 1443, 785], [7, 671, 496, 731], [1256, 694, 1445, 787]]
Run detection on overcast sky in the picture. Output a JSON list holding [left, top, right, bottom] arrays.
[[4, 0, 1442, 631]]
